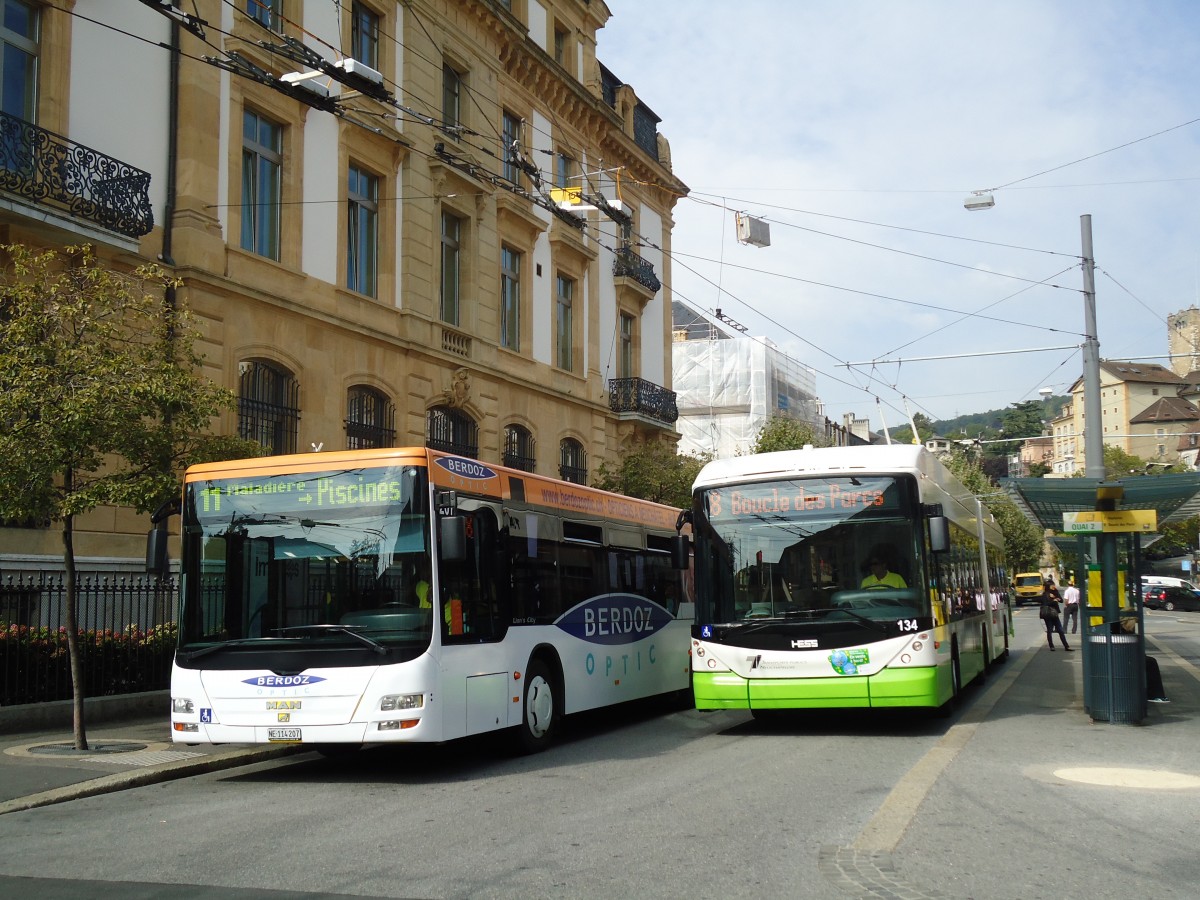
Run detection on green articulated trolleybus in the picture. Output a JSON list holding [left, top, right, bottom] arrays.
[[675, 444, 1011, 715]]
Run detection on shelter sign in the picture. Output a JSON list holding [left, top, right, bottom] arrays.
[[1062, 509, 1156, 534]]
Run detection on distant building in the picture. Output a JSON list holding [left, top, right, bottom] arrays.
[[1167, 308, 1200, 376], [1017, 435, 1053, 476], [671, 301, 824, 459], [1063, 360, 1190, 472]]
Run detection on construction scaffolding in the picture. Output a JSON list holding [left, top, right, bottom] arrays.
[[672, 334, 820, 460]]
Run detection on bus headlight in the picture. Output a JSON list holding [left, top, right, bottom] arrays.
[[172, 698, 194, 714], [380, 693, 424, 711]]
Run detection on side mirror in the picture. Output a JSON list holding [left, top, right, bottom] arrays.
[[928, 515, 949, 553], [670, 534, 691, 570], [146, 526, 169, 576], [439, 516, 467, 562]]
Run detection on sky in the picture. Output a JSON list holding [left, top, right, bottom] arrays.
[[596, 1, 1200, 435]]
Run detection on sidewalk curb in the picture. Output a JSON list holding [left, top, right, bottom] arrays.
[[0, 691, 168, 732], [0, 742, 304, 817]]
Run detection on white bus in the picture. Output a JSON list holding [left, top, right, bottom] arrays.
[[167, 448, 692, 752], [679, 445, 1009, 714]]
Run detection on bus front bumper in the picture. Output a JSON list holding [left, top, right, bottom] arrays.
[[693, 667, 945, 710]]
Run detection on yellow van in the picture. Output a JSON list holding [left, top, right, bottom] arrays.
[[1013, 573, 1045, 606]]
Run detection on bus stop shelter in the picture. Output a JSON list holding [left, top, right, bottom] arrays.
[[1001, 473, 1200, 723]]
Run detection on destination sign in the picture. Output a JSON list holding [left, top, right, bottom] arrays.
[[192, 467, 414, 520], [704, 477, 902, 521]]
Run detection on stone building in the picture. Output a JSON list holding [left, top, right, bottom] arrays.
[[1167, 307, 1200, 377], [0, 0, 686, 571]]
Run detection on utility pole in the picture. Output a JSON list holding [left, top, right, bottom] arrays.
[[1080, 214, 1104, 480]]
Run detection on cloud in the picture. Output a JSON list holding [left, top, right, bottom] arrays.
[[599, 0, 1200, 426]]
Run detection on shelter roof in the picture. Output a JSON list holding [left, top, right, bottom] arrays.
[[1000, 473, 1200, 531]]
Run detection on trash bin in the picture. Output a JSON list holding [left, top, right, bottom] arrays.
[[1084, 632, 1144, 724]]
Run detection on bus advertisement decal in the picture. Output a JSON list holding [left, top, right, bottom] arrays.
[[555, 594, 673, 645], [828, 649, 869, 675], [431, 456, 501, 492]]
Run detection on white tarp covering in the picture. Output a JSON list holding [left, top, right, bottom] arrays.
[[672, 336, 819, 460]]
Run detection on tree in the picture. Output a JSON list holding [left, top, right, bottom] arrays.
[[592, 439, 707, 510], [750, 415, 826, 454], [943, 449, 1045, 572], [0, 244, 261, 749], [888, 411, 934, 447], [997, 400, 1046, 454]]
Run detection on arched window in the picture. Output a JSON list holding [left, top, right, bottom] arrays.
[[559, 438, 587, 485], [238, 359, 299, 455], [346, 386, 395, 449], [427, 405, 478, 458], [503, 424, 536, 472]]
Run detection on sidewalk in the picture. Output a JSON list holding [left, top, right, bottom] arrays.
[[1, 610, 1196, 819], [0, 693, 301, 816]]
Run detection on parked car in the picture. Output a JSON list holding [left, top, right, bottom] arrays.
[[1143, 586, 1200, 612]]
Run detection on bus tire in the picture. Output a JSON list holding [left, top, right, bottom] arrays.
[[515, 659, 559, 754]]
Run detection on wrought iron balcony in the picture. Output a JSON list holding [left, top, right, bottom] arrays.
[[612, 245, 661, 294], [0, 111, 153, 239], [608, 377, 678, 424]]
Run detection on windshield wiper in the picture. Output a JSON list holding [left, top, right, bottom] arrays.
[[180, 637, 280, 661], [827, 607, 888, 633], [274, 624, 388, 655]]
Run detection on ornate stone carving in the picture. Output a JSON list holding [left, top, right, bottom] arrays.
[[443, 367, 471, 408]]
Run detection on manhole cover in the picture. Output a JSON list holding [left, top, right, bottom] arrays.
[[28, 742, 148, 756]]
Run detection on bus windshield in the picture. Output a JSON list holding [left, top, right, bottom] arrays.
[[694, 475, 926, 625], [178, 464, 432, 662]]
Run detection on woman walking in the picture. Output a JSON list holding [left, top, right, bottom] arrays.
[[1040, 581, 1073, 651]]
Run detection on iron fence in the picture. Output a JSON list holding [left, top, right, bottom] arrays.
[[0, 571, 177, 706]]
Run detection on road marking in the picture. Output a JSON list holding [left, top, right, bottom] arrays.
[[1052, 766, 1200, 789], [852, 645, 1037, 854], [1146, 633, 1200, 684]]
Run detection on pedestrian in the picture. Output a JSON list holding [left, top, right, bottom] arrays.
[[1040, 580, 1073, 651], [1062, 579, 1080, 634], [1146, 656, 1169, 703]]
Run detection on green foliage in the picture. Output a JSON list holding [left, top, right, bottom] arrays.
[[592, 440, 707, 509], [0, 622, 177, 705], [883, 412, 933, 447], [935, 396, 1066, 444], [0, 243, 248, 522], [751, 415, 827, 454], [942, 449, 1045, 571], [996, 400, 1048, 454]]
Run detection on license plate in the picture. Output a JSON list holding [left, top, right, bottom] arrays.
[[268, 728, 301, 742]]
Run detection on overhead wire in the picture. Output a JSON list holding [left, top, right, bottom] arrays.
[[100, 3, 1139, 426]]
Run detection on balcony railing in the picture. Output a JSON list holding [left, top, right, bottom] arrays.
[[0, 111, 154, 239], [613, 245, 661, 294], [608, 377, 678, 424]]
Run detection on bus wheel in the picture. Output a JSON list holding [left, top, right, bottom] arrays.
[[516, 660, 558, 754], [952, 651, 962, 698]]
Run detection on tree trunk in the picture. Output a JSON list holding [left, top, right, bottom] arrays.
[[63, 483, 89, 750]]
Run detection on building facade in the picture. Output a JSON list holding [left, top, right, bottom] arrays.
[[670, 300, 824, 459], [0, 0, 686, 569], [1052, 361, 1191, 474]]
